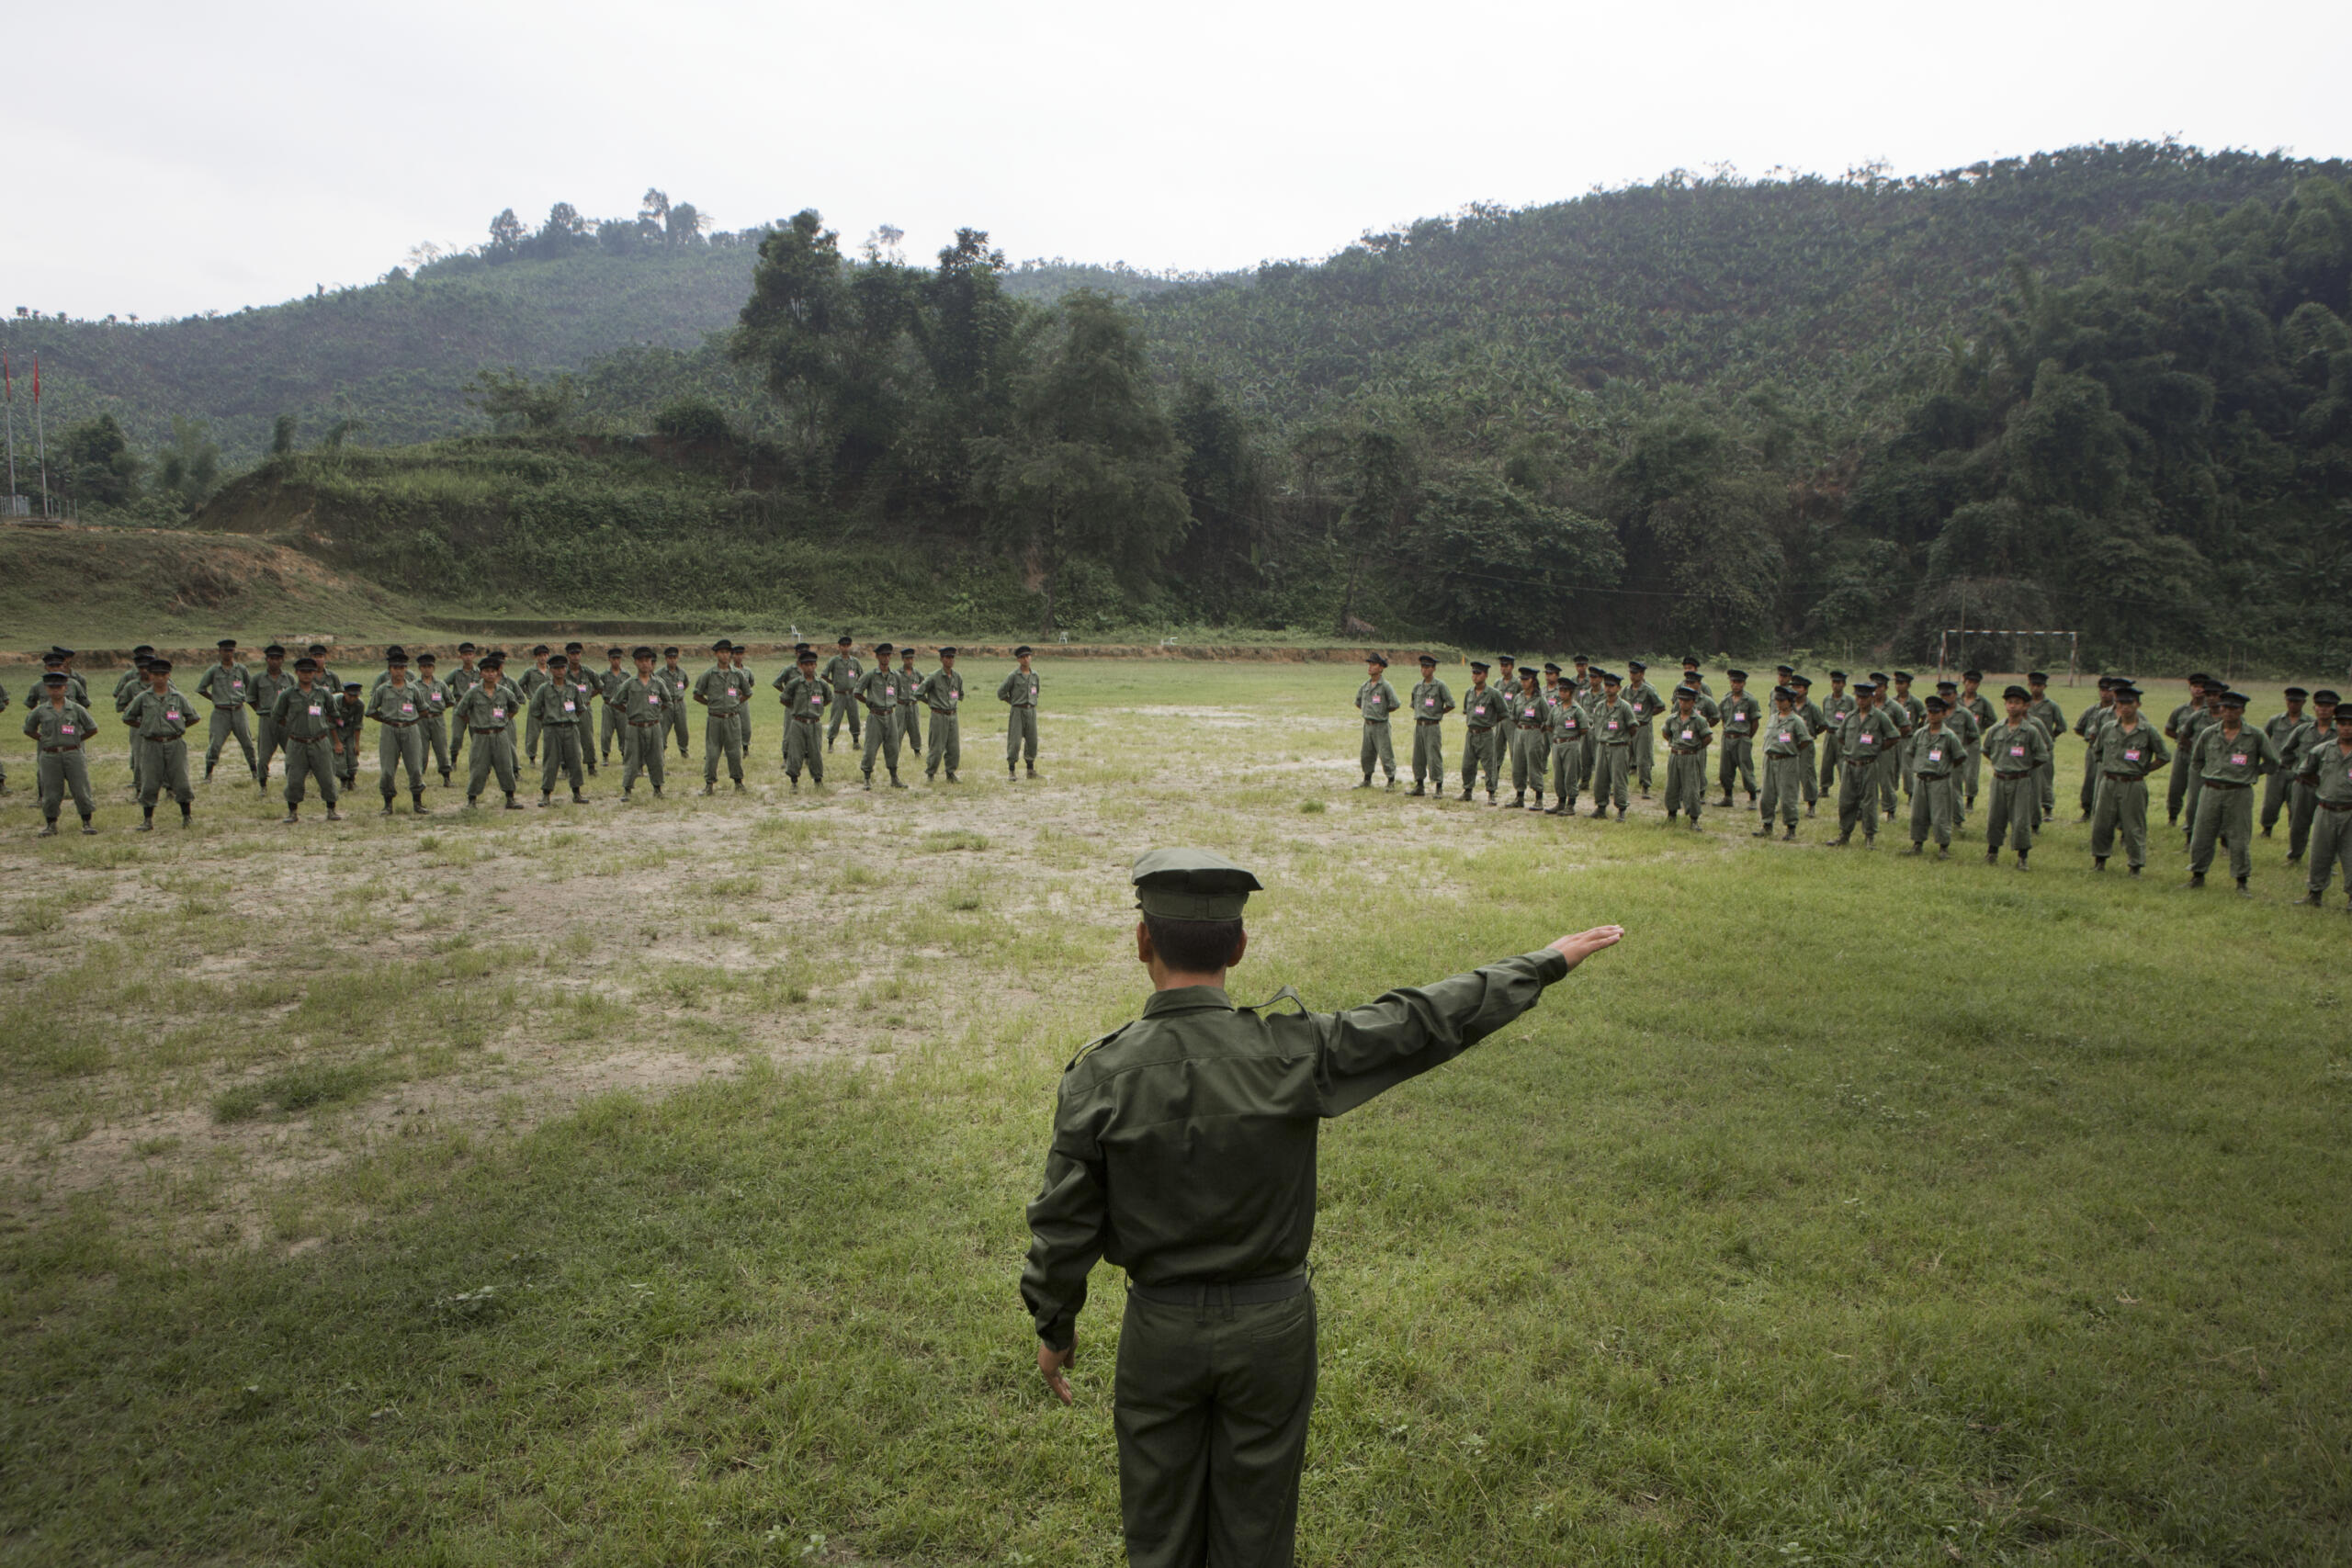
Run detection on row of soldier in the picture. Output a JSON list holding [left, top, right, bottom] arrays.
[[9, 637, 1048, 831], [1352, 653, 2352, 905]]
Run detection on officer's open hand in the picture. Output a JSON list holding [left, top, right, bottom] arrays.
[[1038, 1340, 1076, 1405], [1549, 926, 1624, 971]]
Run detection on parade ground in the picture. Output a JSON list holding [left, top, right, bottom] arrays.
[[2, 658, 2344, 1564]]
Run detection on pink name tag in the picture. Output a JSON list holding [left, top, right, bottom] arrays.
[[1680, 728, 1693, 740], [492, 707, 505, 719], [726, 687, 738, 699], [232, 680, 243, 690], [401, 702, 414, 714], [1426, 697, 1436, 706], [309, 705, 323, 716], [1929, 749, 1942, 761], [563, 700, 576, 712], [649, 694, 662, 705], [61, 724, 75, 735], [2125, 750, 2141, 761], [1607, 720, 1620, 731], [1860, 735, 1875, 745], [2231, 753, 2247, 766], [2010, 746, 2025, 757], [886, 686, 896, 697], [1778, 731, 1792, 743]]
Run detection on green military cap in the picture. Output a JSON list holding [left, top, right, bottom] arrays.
[[797, 648, 817, 662], [2001, 684, 2030, 701], [1924, 694, 1948, 711], [1870, 671, 1890, 682], [1673, 684, 1698, 700], [875, 642, 896, 656], [217, 637, 238, 650], [1132, 849, 1261, 920], [2113, 686, 2143, 703], [1775, 663, 1794, 675], [1366, 652, 1388, 667], [387, 650, 409, 666], [1962, 668, 1983, 681], [1854, 680, 1877, 694], [1016, 645, 1035, 658], [2188, 671, 2211, 684], [2285, 686, 2309, 699], [1893, 670, 1912, 682], [608, 646, 626, 658], [307, 643, 329, 655], [1936, 679, 1958, 691], [662, 646, 680, 657], [293, 656, 319, 672], [263, 643, 286, 657], [147, 658, 174, 673], [385, 644, 407, 660], [1600, 670, 1623, 685], [418, 652, 437, 665], [548, 654, 569, 668], [1628, 659, 1646, 671], [1828, 669, 1847, 679], [564, 641, 585, 653]]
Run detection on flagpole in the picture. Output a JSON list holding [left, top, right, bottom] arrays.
[[34, 353, 48, 518], [3, 354, 17, 513]]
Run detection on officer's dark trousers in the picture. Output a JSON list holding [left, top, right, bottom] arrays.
[[1115, 1288, 1317, 1568], [1460, 728, 1498, 794]]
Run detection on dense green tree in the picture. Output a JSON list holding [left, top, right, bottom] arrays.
[[271, 413, 297, 455], [61, 414, 141, 506], [154, 416, 220, 508], [466, 369, 579, 434]]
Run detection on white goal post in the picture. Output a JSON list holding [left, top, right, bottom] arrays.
[[1937, 629, 2079, 685]]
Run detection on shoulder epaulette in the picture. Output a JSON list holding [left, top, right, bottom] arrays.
[[1066, 1022, 1133, 1071], [1238, 985, 1308, 1016]]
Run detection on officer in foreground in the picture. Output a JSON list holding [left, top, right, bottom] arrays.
[[1021, 849, 1623, 1568]]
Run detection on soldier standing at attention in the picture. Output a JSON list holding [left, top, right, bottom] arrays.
[[1000, 646, 1044, 781], [1544, 672, 1587, 817], [599, 647, 630, 769], [2074, 676, 2119, 822], [1713, 670, 1759, 807], [2284, 691, 2337, 864], [1932, 681, 1981, 828], [922, 648, 966, 783], [1021, 848, 1623, 1568], [617, 646, 670, 798], [2089, 684, 2166, 876], [1458, 662, 1502, 803], [563, 646, 602, 777], [452, 653, 523, 809], [2186, 691, 2278, 896], [2024, 672, 2065, 819], [1492, 655, 1517, 709], [1677, 658, 1717, 720], [777, 647, 829, 792], [1623, 660, 1665, 798], [26, 671, 99, 835], [1662, 684, 1712, 829], [725, 642, 754, 761], [691, 640, 748, 794], [1790, 674, 1823, 816], [445, 643, 482, 773], [1887, 671, 1926, 806], [531, 653, 590, 806], [854, 645, 906, 790], [2294, 703, 2352, 910], [1756, 685, 1807, 840], [518, 645, 554, 765], [1504, 665, 1545, 809], [1981, 685, 2050, 870], [1957, 671, 1995, 810], [120, 659, 198, 831], [652, 648, 688, 758], [414, 652, 452, 786], [1815, 671, 1856, 800], [893, 645, 924, 755], [270, 656, 344, 823], [1875, 672, 1917, 818], [368, 651, 431, 815], [1902, 695, 1962, 857], [1352, 654, 1401, 792], [114, 648, 153, 796], [249, 644, 294, 793], [196, 638, 259, 784], [2263, 687, 2309, 839], [2165, 674, 2211, 829], [1830, 681, 1900, 848], [823, 634, 865, 751], [1400, 654, 1448, 797], [330, 683, 365, 789], [1588, 671, 1636, 820]]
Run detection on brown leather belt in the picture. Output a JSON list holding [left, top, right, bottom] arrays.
[[631, 719, 662, 728], [2320, 801, 2352, 812], [1669, 746, 1704, 755], [470, 728, 506, 735], [379, 718, 416, 727], [40, 744, 80, 752], [2202, 780, 2248, 790], [1416, 718, 1441, 725], [1995, 771, 2032, 780], [2104, 773, 2147, 781]]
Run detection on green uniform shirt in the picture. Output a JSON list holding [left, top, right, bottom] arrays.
[[1664, 709, 1713, 751], [823, 652, 864, 696], [529, 681, 583, 728], [619, 674, 669, 725], [518, 666, 552, 705], [1461, 684, 1503, 730], [1020, 947, 1573, 1349], [1717, 692, 1761, 739], [196, 661, 253, 708], [270, 684, 337, 741], [897, 663, 924, 714], [2265, 709, 2306, 761], [854, 666, 899, 716], [1887, 693, 1922, 737], [332, 694, 366, 741], [1982, 719, 2052, 774], [449, 683, 514, 733], [1624, 681, 1667, 728], [250, 668, 297, 718], [1819, 688, 1859, 732], [1763, 708, 1807, 759], [2095, 718, 2168, 781], [414, 676, 449, 716], [1592, 697, 1636, 745], [1505, 684, 1546, 729], [24, 700, 97, 748], [2296, 734, 2352, 804], [1944, 705, 1983, 754], [2076, 701, 2118, 743], [121, 687, 198, 741], [999, 670, 1043, 706], [1839, 705, 1902, 763], [368, 681, 426, 724], [112, 668, 145, 713], [1356, 678, 1401, 722], [1795, 698, 1826, 739], [1960, 692, 1995, 732], [777, 671, 830, 720], [2028, 695, 2065, 746], [922, 667, 964, 714], [694, 663, 746, 716], [1909, 724, 1963, 778], [1408, 678, 1453, 722], [2190, 723, 2279, 784], [1549, 695, 1589, 743], [447, 667, 483, 706]]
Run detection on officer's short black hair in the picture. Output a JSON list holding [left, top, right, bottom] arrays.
[[1142, 914, 1246, 974]]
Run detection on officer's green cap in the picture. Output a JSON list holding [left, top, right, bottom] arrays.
[[1132, 849, 1261, 920]]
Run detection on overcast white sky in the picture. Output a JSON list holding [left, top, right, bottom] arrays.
[[12, 0, 2347, 321]]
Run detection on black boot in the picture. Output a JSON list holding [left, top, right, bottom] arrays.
[[2188, 872, 2205, 887], [138, 807, 154, 832], [2235, 877, 2251, 898], [1459, 788, 1472, 802], [2094, 856, 2107, 870], [413, 790, 426, 815], [1783, 826, 1796, 840], [180, 804, 192, 828], [80, 816, 96, 835]]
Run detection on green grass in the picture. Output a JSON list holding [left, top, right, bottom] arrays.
[[1, 660, 2346, 1564]]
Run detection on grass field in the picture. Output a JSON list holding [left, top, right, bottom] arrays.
[[2, 660, 2346, 1566]]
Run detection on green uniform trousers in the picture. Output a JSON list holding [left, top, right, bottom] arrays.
[[38, 746, 94, 821], [1984, 772, 2038, 852], [1590, 743, 1630, 809], [1962, 743, 1980, 805], [284, 737, 340, 807], [2188, 781, 2254, 880], [2167, 752, 2194, 823], [1908, 774, 1956, 847], [1632, 725, 1655, 790], [256, 714, 281, 784], [2261, 767, 2295, 832], [901, 701, 922, 753], [1837, 761, 1879, 841], [2289, 781, 2317, 859], [2091, 776, 2151, 869], [1718, 734, 1755, 796], [783, 716, 822, 784], [599, 701, 623, 762], [540, 726, 584, 795], [735, 703, 752, 758], [465, 730, 516, 800], [206, 706, 257, 776], [136, 738, 193, 807], [1819, 730, 1843, 793], [2307, 807, 2352, 896], [861, 710, 900, 779], [2080, 745, 2103, 817], [703, 716, 743, 784], [1007, 705, 1039, 768], [1460, 728, 1499, 794], [1547, 738, 1583, 807], [423, 713, 451, 777], [1760, 754, 1805, 828], [1664, 749, 1706, 818], [1114, 1288, 1317, 1568], [828, 690, 861, 747], [1408, 719, 1442, 784], [624, 720, 667, 793], [1360, 720, 1396, 782], [335, 733, 360, 787], [926, 714, 961, 777], [1799, 744, 1818, 804], [2038, 758, 2056, 817], [667, 693, 691, 756], [379, 723, 426, 797], [1875, 750, 1902, 816], [1507, 726, 1544, 796], [525, 705, 543, 764]]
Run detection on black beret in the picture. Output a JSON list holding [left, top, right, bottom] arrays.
[[2002, 684, 2030, 701]]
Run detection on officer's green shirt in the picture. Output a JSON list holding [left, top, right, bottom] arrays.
[[1796, 698, 1826, 738], [1355, 678, 1401, 721], [1461, 683, 1503, 730], [2095, 719, 2168, 780], [921, 667, 964, 714], [1717, 691, 1761, 739], [694, 662, 746, 716], [1624, 681, 1667, 728], [854, 666, 899, 715], [448, 683, 514, 733], [1762, 708, 1807, 758], [1839, 705, 1902, 763], [24, 700, 96, 748], [2164, 700, 2199, 744], [897, 663, 924, 713], [250, 667, 297, 717], [1944, 704, 1983, 753], [2295, 732, 2352, 804], [1408, 678, 1453, 722], [196, 661, 252, 707], [529, 681, 583, 728], [1888, 692, 1922, 735], [1983, 719, 2052, 773], [823, 651, 864, 695], [1020, 947, 1573, 1349], [112, 668, 144, 712], [368, 681, 425, 724], [1663, 709, 1713, 751], [1591, 697, 1636, 744], [2189, 723, 2279, 785], [1958, 691, 1994, 730], [2077, 701, 2118, 742], [1908, 724, 1963, 778], [270, 684, 335, 740], [777, 671, 830, 721], [447, 666, 483, 704], [2265, 709, 2306, 761], [1505, 683, 1546, 729], [1549, 695, 1589, 743], [999, 669, 1042, 706], [601, 664, 631, 705], [2028, 695, 2064, 747], [518, 665, 552, 702], [619, 673, 669, 725], [332, 694, 366, 742], [121, 687, 198, 741], [414, 675, 449, 716], [1819, 688, 1859, 732]]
